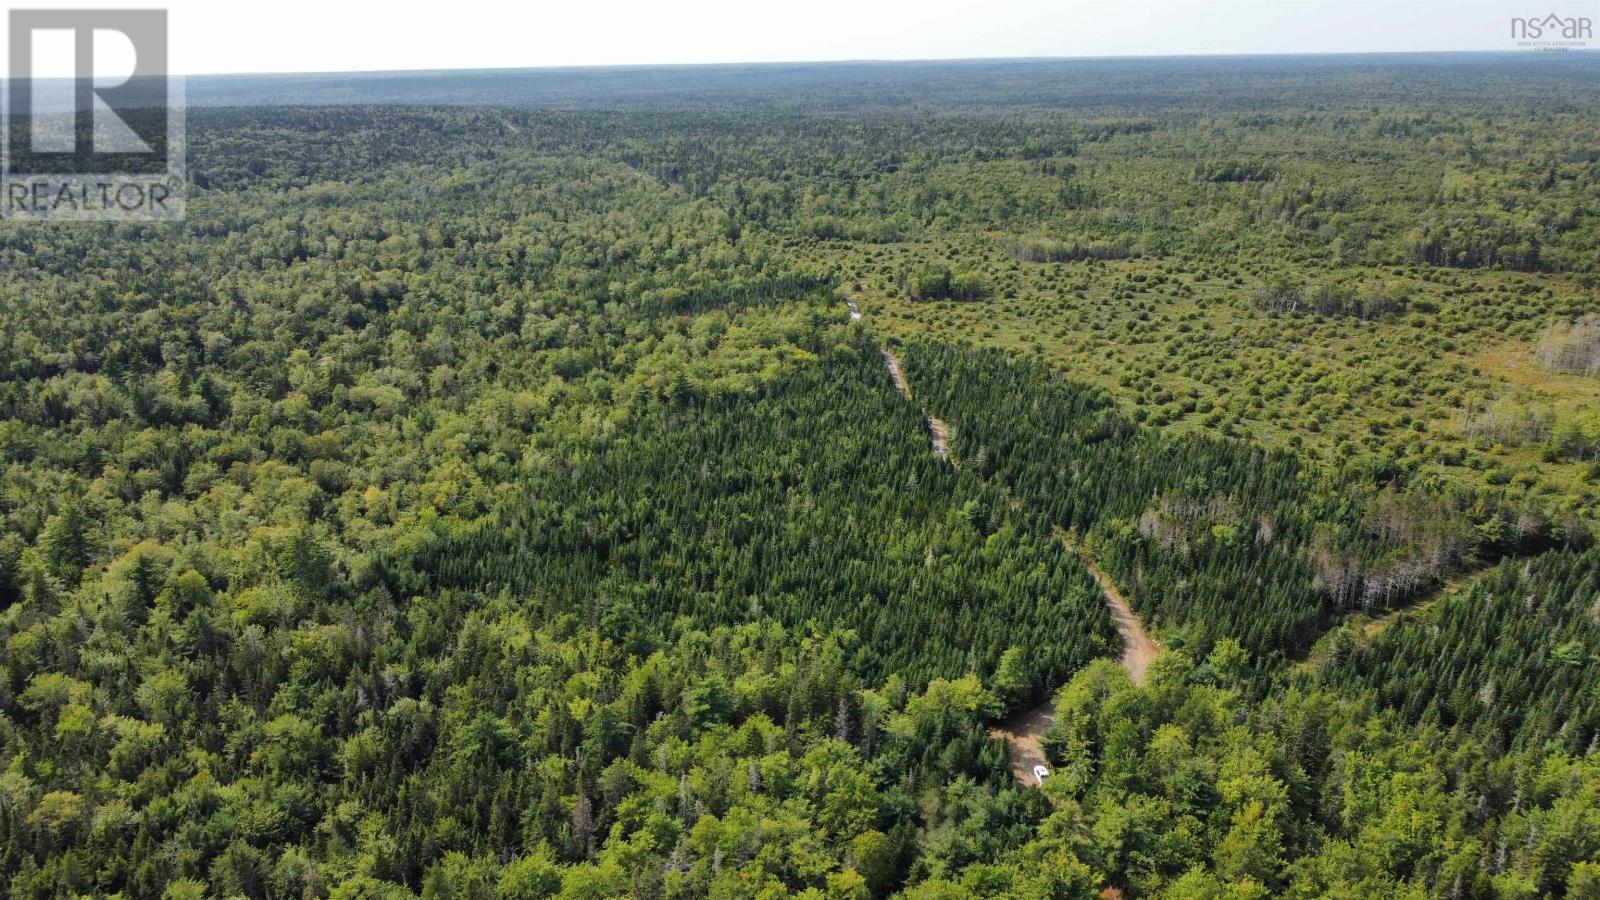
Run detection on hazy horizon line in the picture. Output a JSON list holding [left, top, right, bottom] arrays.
[[168, 47, 1600, 81]]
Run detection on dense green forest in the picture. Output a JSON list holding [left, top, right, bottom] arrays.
[[423, 334, 1116, 688], [1320, 548, 1600, 755], [3, 57, 1600, 897]]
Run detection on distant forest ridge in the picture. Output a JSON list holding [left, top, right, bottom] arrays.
[[178, 52, 1600, 111]]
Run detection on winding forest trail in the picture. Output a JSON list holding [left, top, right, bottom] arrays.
[[849, 295, 951, 461], [841, 293, 1158, 786], [880, 348, 951, 460], [990, 541, 1158, 786], [1360, 561, 1509, 639], [1073, 544, 1159, 686], [1296, 558, 1516, 676]]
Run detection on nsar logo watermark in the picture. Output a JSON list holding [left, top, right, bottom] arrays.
[[1510, 12, 1593, 50], [3, 8, 185, 222]]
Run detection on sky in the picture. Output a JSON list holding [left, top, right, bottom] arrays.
[[1, 0, 1593, 76]]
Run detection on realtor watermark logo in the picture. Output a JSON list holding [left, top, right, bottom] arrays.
[[2, 8, 185, 221], [1510, 12, 1593, 50]]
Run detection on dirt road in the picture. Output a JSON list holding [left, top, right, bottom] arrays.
[[880, 347, 950, 461], [841, 294, 1155, 785], [989, 703, 1055, 786], [882, 348, 909, 392], [989, 542, 1158, 787], [927, 416, 951, 457], [1079, 551, 1158, 686], [844, 297, 947, 460]]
